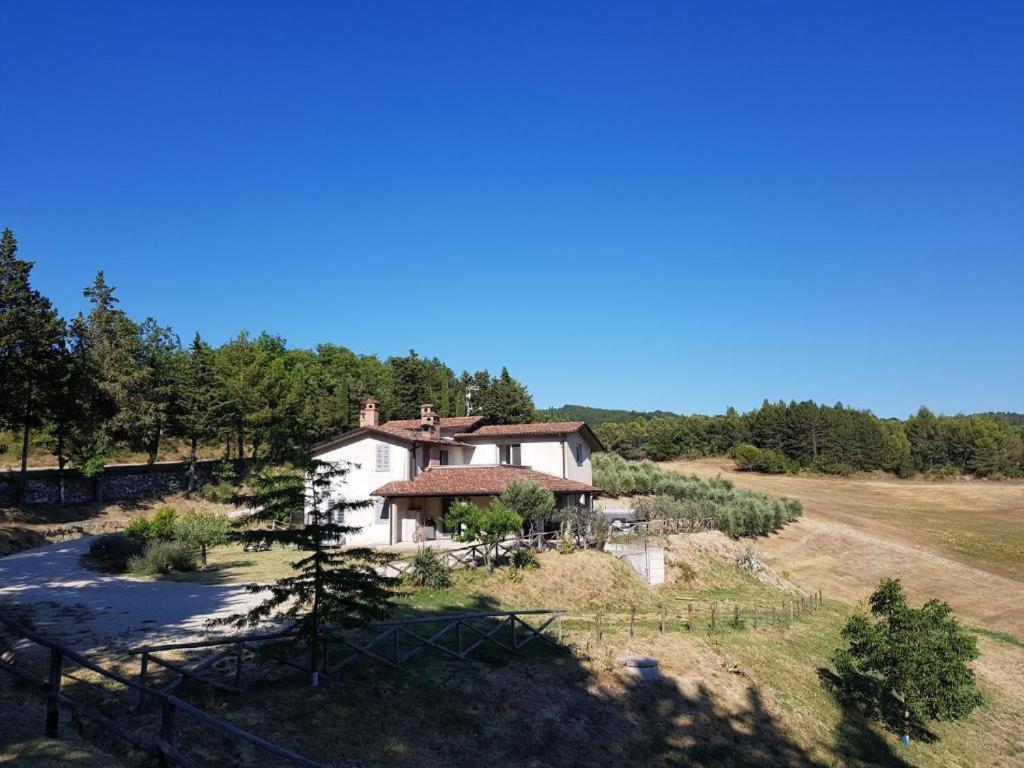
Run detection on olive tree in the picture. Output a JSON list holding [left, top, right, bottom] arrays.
[[173, 509, 231, 567], [445, 499, 523, 573], [498, 480, 555, 544]]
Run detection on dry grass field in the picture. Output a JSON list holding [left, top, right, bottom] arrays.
[[663, 457, 1024, 639]]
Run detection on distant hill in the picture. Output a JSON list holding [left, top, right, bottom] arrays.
[[535, 404, 679, 427]]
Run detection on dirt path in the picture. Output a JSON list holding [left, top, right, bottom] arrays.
[[663, 458, 1024, 638], [0, 537, 263, 650]]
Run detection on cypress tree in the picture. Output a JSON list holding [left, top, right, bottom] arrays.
[[0, 229, 66, 504]]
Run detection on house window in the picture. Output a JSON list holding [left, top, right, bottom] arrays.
[[499, 444, 522, 466], [375, 498, 389, 521], [440, 450, 449, 466], [375, 444, 390, 472], [575, 443, 583, 464]]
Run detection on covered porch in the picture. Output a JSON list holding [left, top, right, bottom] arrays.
[[386, 491, 594, 545]]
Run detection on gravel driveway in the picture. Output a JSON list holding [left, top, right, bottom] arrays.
[[0, 537, 264, 649]]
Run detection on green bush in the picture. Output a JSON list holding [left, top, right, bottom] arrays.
[[149, 507, 178, 539], [87, 533, 145, 573], [731, 444, 797, 474], [125, 507, 179, 542], [731, 444, 764, 471], [200, 482, 236, 504], [510, 548, 540, 570], [123, 516, 152, 542], [403, 548, 453, 590], [128, 541, 198, 576]]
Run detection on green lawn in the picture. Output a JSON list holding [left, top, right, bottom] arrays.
[[157, 544, 304, 584]]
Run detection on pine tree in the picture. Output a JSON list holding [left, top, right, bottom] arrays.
[[389, 349, 429, 419], [0, 229, 66, 504], [173, 334, 221, 490], [215, 459, 397, 685], [479, 367, 534, 424]]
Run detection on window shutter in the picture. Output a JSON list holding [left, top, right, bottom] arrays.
[[376, 444, 389, 472]]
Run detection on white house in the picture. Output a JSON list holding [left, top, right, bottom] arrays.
[[309, 398, 603, 546]]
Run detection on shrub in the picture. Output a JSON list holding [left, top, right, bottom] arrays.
[[731, 444, 796, 474], [758, 449, 798, 474], [557, 529, 575, 554], [149, 507, 178, 539], [124, 516, 152, 542], [200, 482, 236, 504], [87, 533, 145, 573], [592, 514, 610, 550], [128, 541, 198, 576], [510, 548, 540, 570], [731, 444, 765, 471], [125, 507, 179, 542], [403, 548, 452, 590]]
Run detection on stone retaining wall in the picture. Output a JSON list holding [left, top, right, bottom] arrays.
[[0, 459, 250, 506]]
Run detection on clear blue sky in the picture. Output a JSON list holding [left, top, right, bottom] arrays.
[[3, 2, 1022, 418]]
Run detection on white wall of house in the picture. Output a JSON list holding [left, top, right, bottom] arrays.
[[312, 434, 410, 546], [563, 433, 593, 484], [464, 430, 593, 484]]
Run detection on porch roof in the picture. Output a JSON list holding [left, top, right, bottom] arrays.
[[372, 465, 599, 498]]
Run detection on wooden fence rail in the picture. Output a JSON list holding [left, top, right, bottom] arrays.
[[565, 590, 825, 637], [0, 613, 326, 768], [129, 609, 566, 696], [381, 531, 566, 578]]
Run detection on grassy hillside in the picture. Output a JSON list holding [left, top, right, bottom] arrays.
[[179, 534, 1022, 768]]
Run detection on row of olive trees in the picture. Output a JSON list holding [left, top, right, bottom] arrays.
[[592, 453, 802, 536]]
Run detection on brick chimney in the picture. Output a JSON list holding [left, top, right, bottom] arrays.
[[359, 396, 380, 428], [419, 403, 439, 436]]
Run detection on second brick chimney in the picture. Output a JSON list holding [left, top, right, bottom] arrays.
[[359, 396, 380, 428], [419, 403, 439, 436]]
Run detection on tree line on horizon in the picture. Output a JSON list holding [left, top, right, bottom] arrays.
[[594, 400, 1024, 478], [0, 228, 535, 502]]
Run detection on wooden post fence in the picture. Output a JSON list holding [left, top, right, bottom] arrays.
[[46, 647, 62, 738]]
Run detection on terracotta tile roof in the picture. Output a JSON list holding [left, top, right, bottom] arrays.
[[455, 421, 585, 437], [380, 416, 484, 432], [454, 421, 605, 450], [372, 465, 598, 497], [311, 426, 468, 453]]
